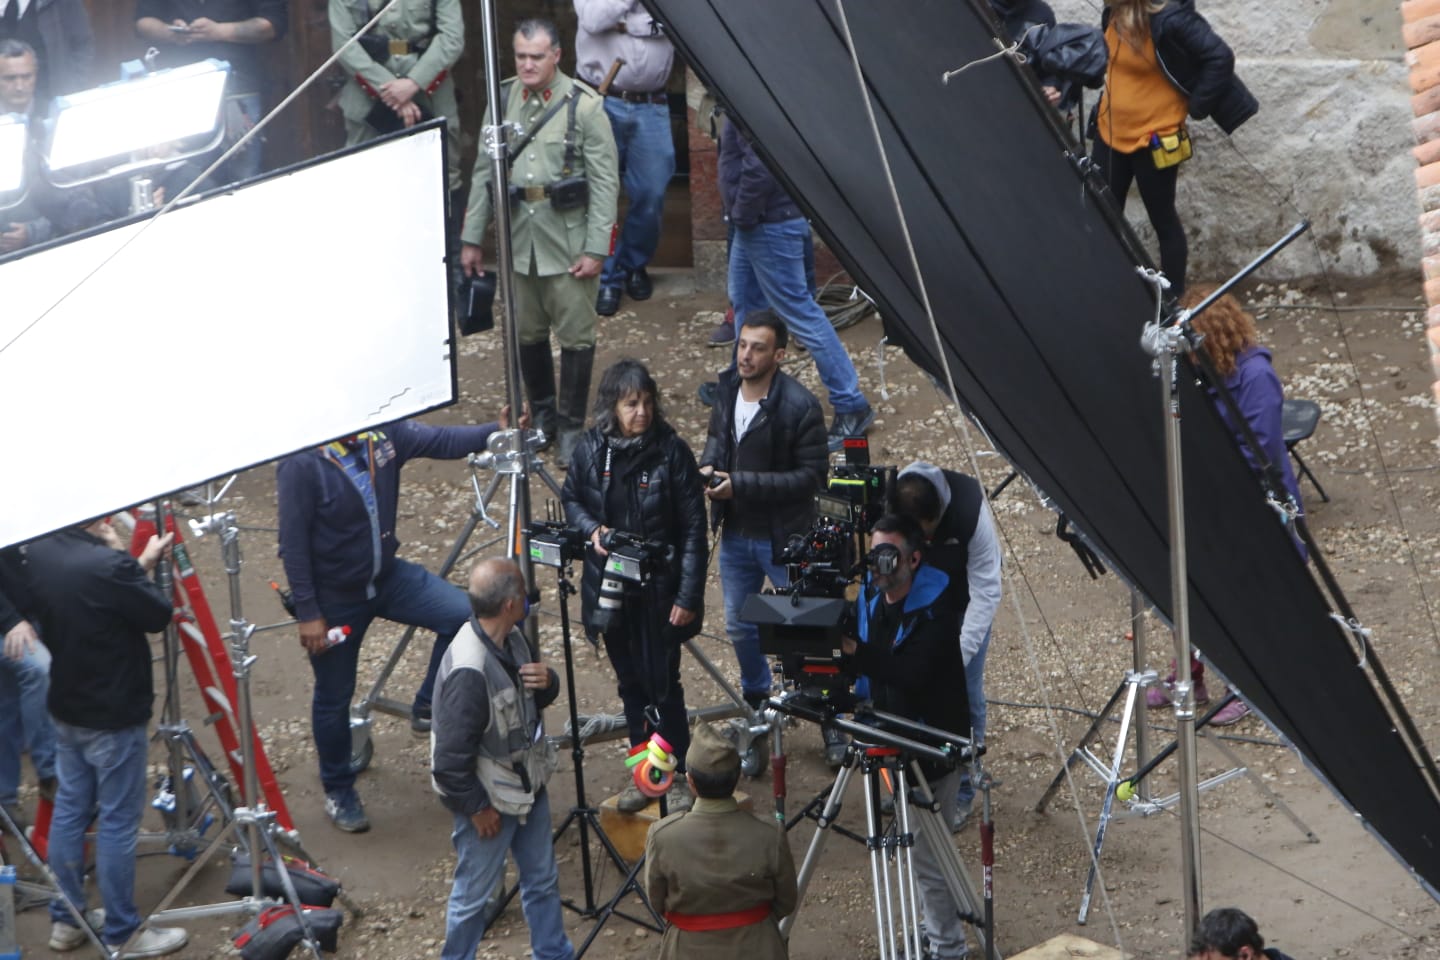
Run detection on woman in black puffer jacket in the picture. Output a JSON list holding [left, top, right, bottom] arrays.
[[561, 359, 708, 813]]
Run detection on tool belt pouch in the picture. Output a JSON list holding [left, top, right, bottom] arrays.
[[233, 905, 344, 960], [549, 176, 589, 211], [356, 32, 390, 63], [1149, 127, 1192, 169], [225, 852, 341, 908]]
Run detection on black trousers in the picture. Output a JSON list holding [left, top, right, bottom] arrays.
[[602, 616, 690, 771], [1091, 136, 1188, 296]]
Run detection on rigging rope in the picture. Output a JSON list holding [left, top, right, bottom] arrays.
[[831, 0, 1128, 947]]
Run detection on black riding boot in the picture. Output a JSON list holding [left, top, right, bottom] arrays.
[[555, 346, 595, 469], [518, 341, 557, 448]]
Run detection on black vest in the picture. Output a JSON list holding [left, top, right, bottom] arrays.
[[925, 471, 983, 619]]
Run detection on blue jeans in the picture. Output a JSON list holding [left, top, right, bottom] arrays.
[[48, 721, 148, 945], [957, 627, 991, 808], [600, 98, 675, 287], [729, 218, 867, 415], [309, 559, 470, 793], [0, 638, 56, 806], [719, 532, 790, 699], [441, 789, 573, 960]]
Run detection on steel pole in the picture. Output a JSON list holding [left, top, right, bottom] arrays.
[[1157, 346, 1203, 940], [476, 1, 537, 625]]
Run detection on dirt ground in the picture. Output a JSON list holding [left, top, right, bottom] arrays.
[[13, 267, 1440, 960]]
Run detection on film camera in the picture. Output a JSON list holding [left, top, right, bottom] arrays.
[[743, 456, 897, 696], [593, 529, 671, 632]]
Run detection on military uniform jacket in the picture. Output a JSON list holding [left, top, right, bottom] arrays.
[[461, 70, 619, 276], [644, 796, 798, 960], [329, 0, 463, 125]]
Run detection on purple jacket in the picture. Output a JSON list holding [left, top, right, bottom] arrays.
[[718, 120, 803, 229], [1210, 346, 1305, 542], [276, 418, 497, 621]]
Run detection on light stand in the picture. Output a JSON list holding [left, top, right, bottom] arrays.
[[346, 442, 559, 772], [133, 509, 355, 957], [1136, 220, 1311, 941], [474, 0, 539, 642]]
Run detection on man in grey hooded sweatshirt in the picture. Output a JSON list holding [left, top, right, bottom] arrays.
[[892, 461, 1002, 830]]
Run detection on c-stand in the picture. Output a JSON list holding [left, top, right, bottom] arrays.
[[134, 507, 356, 956], [346, 432, 560, 774]]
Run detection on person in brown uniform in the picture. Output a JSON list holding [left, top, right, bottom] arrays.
[[643, 721, 797, 959]]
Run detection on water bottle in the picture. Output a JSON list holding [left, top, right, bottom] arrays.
[[323, 626, 351, 650], [0, 864, 19, 960]]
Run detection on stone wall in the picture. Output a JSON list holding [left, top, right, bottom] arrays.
[[1051, 0, 1420, 282]]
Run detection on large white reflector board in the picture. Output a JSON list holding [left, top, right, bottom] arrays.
[[0, 125, 455, 547]]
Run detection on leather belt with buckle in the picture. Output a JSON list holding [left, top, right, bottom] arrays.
[[607, 89, 667, 105], [387, 37, 431, 56], [520, 185, 548, 202]]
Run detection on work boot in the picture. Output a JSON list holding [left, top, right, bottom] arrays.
[[555, 346, 595, 470], [518, 341, 558, 448]]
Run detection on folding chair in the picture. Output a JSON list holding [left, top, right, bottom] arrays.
[[1281, 399, 1330, 502]]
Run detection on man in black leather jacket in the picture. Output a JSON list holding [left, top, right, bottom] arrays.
[[699, 310, 827, 708]]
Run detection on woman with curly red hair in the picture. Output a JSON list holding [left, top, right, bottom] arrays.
[[1146, 286, 1304, 725]]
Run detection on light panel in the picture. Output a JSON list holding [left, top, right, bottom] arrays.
[[46, 60, 230, 172], [0, 125, 454, 546]]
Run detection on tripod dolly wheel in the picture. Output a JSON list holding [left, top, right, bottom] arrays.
[[348, 732, 374, 775]]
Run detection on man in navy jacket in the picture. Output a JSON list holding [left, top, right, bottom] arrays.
[[277, 414, 506, 832]]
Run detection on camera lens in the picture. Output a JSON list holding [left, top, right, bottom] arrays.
[[597, 575, 625, 610]]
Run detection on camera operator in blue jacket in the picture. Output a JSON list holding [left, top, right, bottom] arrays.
[[841, 513, 970, 960]]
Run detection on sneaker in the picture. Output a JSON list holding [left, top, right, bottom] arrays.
[[827, 404, 876, 452], [822, 726, 848, 769], [664, 781, 693, 814], [116, 925, 189, 958], [616, 781, 650, 814], [1145, 676, 1209, 709], [1209, 697, 1250, 727], [49, 909, 104, 951], [323, 788, 370, 833], [950, 794, 974, 833], [697, 380, 718, 407], [708, 321, 736, 346], [410, 706, 432, 735]]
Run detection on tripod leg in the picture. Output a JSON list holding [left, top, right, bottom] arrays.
[[780, 761, 855, 939], [1206, 736, 1317, 843], [275, 831, 366, 917], [1034, 679, 1129, 812], [865, 762, 897, 960], [0, 802, 108, 956], [893, 767, 920, 960]]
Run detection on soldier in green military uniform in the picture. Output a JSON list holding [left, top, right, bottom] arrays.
[[459, 18, 619, 467], [645, 721, 798, 960], [329, 0, 464, 194]]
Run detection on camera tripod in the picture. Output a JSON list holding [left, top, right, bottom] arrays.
[[772, 696, 999, 960], [346, 431, 561, 773]]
